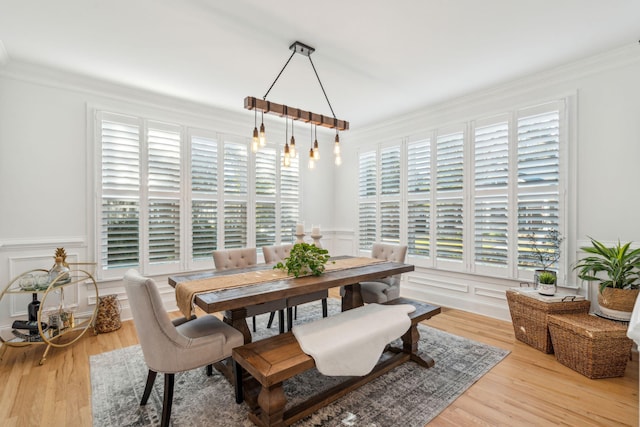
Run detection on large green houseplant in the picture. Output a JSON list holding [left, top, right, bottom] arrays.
[[573, 237, 640, 320], [274, 242, 331, 278]]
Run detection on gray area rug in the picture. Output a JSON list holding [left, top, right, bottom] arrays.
[[91, 300, 509, 426]]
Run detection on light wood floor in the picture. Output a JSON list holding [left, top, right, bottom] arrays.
[[1, 296, 637, 427]]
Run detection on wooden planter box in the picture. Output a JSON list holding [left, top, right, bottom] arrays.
[[506, 289, 590, 353], [548, 313, 632, 378]]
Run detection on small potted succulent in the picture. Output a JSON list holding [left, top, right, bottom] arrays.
[[537, 271, 557, 296], [274, 242, 331, 278]]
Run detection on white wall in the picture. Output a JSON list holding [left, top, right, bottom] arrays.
[[335, 43, 640, 319]]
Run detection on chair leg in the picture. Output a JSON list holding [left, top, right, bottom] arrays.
[[141, 370, 158, 405], [322, 298, 328, 318], [294, 306, 298, 320], [266, 311, 276, 329], [161, 373, 175, 427], [287, 307, 293, 332], [206, 364, 213, 376], [253, 316, 257, 332], [278, 309, 285, 334], [233, 359, 244, 404]]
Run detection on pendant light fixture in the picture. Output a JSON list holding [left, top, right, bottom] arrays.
[[252, 100, 259, 153], [290, 120, 297, 158], [313, 125, 320, 160], [308, 123, 315, 169], [245, 41, 348, 168]]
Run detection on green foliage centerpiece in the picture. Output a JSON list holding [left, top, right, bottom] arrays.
[[274, 243, 331, 277]]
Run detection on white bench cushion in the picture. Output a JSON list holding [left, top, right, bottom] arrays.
[[292, 303, 415, 376]]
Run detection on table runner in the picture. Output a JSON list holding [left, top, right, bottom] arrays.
[[176, 257, 384, 318]]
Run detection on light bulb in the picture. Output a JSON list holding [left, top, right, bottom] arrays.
[[290, 136, 297, 158], [335, 155, 342, 166], [313, 139, 320, 160], [259, 122, 266, 146], [334, 131, 340, 155], [252, 127, 259, 153], [308, 157, 315, 169]]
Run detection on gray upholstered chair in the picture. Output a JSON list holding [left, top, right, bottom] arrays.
[[359, 243, 408, 303], [212, 247, 287, 333], [123, 269, 243, 427], [262, 244, 328, 331]]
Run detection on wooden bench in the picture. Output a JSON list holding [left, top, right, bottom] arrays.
[[232, 297, 441, 427]]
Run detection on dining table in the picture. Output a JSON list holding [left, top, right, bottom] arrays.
[[167, 255, 415, 344]]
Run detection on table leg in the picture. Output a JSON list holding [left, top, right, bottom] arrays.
[[341, 283, 364, 312], [224, 308, 252, 344]]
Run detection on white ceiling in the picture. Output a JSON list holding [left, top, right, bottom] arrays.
[[1, 0, 639, 128]]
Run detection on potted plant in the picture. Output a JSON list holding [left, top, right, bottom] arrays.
[[274, 242, 331, 278], [537, 271, 557, 296], [527, 230, 564, 288], [573, 237, 640, 320]]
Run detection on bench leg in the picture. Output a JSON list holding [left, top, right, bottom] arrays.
[[401, 324, 435, 368], [251, 383, 286, 427]]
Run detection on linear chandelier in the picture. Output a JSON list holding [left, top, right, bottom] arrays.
[[245, 41, 349, 168]]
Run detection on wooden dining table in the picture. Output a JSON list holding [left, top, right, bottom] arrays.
[[168, 256, 415, 344]]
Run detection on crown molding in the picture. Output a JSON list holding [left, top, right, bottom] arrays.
[[0, 59, 255, 132], [351, 42, 640, 141]]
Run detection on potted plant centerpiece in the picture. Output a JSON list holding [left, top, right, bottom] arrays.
[[573, 237, 640, 321], [274, 242, 331, 277], [527, 230, 564, 295]]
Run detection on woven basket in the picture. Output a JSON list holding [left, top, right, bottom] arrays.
[[94, 294, 121, 334], [506, 289, 590, 353], [548, 313, 632, 379]]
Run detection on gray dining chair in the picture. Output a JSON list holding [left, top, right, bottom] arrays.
[[262, 244, 328, 330], [212, 247, 287, 333], [123, 269, 244, 427], [359, 243, 408, 303]]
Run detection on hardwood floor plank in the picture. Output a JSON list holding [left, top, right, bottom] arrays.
[[0, 297, 637, 426]]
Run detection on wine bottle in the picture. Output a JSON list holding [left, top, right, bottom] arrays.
[[27, 293, 40, 335]]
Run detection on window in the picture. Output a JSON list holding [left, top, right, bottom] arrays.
[[96, 110, 300, 279], [357, 100, 565, 281]]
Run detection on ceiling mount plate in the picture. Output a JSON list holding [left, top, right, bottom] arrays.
[[289, 41, 315, 57]]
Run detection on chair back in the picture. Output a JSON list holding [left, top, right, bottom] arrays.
[[123, 269, 189, 372], [212, 248, 257, 270], [371, 243, 408, 287], [262, 244, 294, 264]]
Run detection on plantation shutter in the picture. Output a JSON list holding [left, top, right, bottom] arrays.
[[255, 148, 277, 248], [100, 114, 140, 269], [147, 123, 181, 263], [380, 147, 400, 195], [407, 139, 430, 257], [191, 135, 218, 260], [436, 198, 464, 261], [436, 131, 464, 262], [359, 202, 377, 250], [280, 156, 299, 242], [358, 151, 377, 250], [474, 122, 509, 266], [224, 141, 248, 248], [380, 201, 400, 244], [516, 108, 561, 269], [359, 152, 377, 197]]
